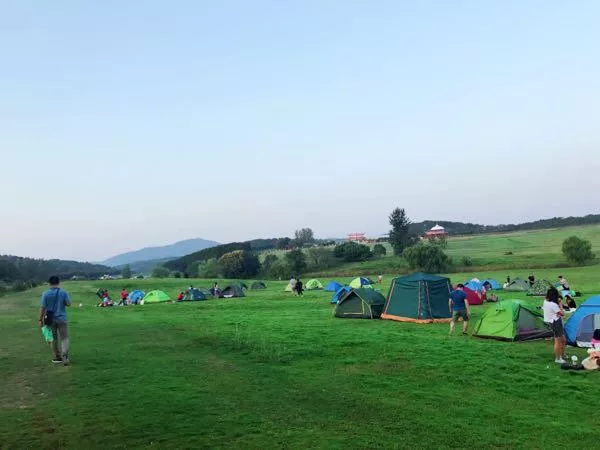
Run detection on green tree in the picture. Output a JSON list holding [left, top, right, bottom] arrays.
[[562, 236, 594, 265], [197, 258, 222, 278], [389, 208, 414, 255], [218, 251, 261, 278], [403, 243, 452, 273], [285, 249, 307, 274], [276, 237, 292, 250], [294, 228, 315, 247], [372, 244, 387, 257], [121, 264, 132, 279], [173, 271, 182, 278], [307, 247, 335, 270], [262, 254, 279, 274], [334, 242, 372, 262], [152, 266, 170, 279], [268, 259, 291, 279]]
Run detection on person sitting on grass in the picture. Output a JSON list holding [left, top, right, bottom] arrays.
[[563, 295, 577, 311], [449, 284, 470, 335], [591, 329, 600, 349], [561, 349, 600, 371], [176, 291, 184, 301]]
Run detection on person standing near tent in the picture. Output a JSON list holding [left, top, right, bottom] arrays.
[[120, 288, 128, 306], [449, 284, 470, 335], [289, 277, 297, 296], [543, 288, 566, 364], [296, 278, 304, 296], [38, 276, 71, 365], [212, 282, 221, 296]]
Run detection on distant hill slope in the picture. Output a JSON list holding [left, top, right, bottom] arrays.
[[116, 258, 175, 275], [409, 214, 600, 236], [102, 238, 219, 267], [0, 255, 117, 282]]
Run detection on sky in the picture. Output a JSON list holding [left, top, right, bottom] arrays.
[[1, 0, 600, 261]]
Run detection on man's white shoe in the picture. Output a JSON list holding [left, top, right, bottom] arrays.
[[555, 358, 566, 364]]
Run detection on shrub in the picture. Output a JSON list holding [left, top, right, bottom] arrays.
[[403, 243, 452, 273], [12, 280, 30, 292], [173, 271, 182, 278], [461, 256, 473, 267], [372, 244, 387, 257], [562, 236, 594, 265], [334, 242, 372, 262], [0, 285, 7, 297]]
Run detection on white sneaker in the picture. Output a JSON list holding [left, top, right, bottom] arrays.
[[555, 358, 566, 364]]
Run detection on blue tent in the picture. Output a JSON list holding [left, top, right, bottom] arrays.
[[331, 286, 352, 304], [465, 280, 484, 292], [565, 296, 600, 347], [129, 290, 145, 304], [325, 281, 343, 292], [482, 279, 502, 290]]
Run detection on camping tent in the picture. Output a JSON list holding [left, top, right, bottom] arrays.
[[473, 300, 552, 341], [182, 288, 206, 301], [482, 279, 502, 290], [129, 290, 145, 304], [565, 296, 600, 347], [233, 281, 248, 289], [250, 281, 267, 290], [305, 279, 323, 290], [381, 272, 453, 323], [197, 288, 213, 297], [325, 281, 343, 292], [527, 279, 554, 296], [465, 280, 485, 293], [143, 290, 171, 304], [334, 288, 386, 319], [463, 286, 484, 306], [284, 283, 294, 292], [349, 277, 372, 289], [504, 279, 530, 292], [330, 286, 352, 304], [220, 284, 245, 298]]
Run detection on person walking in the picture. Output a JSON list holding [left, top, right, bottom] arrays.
[[543, 287, 566, 364], [449, 284, 470, 335], [289, 277, 297, 296], [38, 276, 71, 365]]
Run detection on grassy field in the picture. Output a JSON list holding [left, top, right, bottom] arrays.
[[1, 265, 599, 448]]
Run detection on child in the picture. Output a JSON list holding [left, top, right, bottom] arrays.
[[177, 291, 185, 301]]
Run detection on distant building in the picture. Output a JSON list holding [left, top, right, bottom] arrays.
[[424, 224, 448, 239], [347, 232, 367, 242]]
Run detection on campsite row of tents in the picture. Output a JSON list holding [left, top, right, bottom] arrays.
[[284, 277, 374, 292], [332, 272, 600, 347], [129, 281, 269, 304]]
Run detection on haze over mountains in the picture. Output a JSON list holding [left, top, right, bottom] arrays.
[[101, 238, 219, 267]]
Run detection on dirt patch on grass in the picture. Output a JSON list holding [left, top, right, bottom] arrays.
[[205, 354, 239, 373]]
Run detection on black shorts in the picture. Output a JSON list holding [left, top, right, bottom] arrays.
[[453, 310, 469, 321], [550, 319, 564, 338]]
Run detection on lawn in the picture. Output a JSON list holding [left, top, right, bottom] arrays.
[[1, 267, 598, 449]]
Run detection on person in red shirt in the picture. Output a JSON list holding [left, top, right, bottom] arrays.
[[120, 288, 128, 306], [177, 292, 185, 301]]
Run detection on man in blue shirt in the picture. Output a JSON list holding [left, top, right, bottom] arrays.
[[38, 276, 71, 365], [449, 283, 470, 335]]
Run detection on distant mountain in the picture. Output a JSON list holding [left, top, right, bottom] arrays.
[[115, 258, 175, 275], [102, 238, 219, 267]]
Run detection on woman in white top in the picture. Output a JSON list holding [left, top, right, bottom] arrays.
[[543, 287, 566, 364]]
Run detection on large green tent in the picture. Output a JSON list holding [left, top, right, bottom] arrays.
[[381, 272, 452, 323], [305, 279, 323, 290], [143, 290, 171, 303], [220, 284, 245, 298], [335, 288, 386, 319], [527, 279, 554, 296], [504, 279, 530, 292], [472, 300, 552, 341]]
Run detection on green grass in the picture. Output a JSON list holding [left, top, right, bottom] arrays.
[[2, 267, 599, 448]]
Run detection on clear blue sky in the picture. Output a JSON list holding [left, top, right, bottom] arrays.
[[2, 1, 599, 261]]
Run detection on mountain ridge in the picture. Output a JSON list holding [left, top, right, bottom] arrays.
[[102, 238, 220, 267]]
